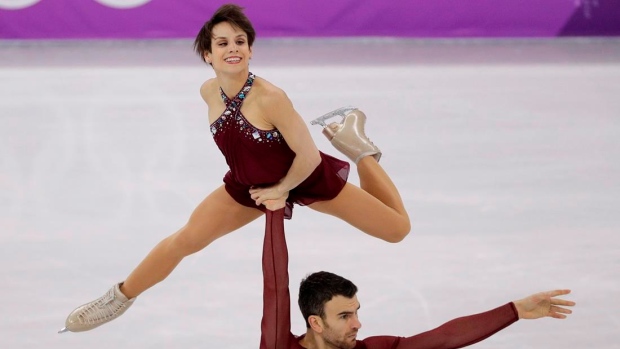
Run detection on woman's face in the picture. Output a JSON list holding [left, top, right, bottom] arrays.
[[205, 21, 252, 72]]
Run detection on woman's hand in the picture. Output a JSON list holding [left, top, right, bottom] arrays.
[[249, 185, 289, 211]]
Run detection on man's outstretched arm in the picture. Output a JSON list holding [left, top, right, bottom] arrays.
[[363, 289, 575, 349], [260, 209, 292, 349]]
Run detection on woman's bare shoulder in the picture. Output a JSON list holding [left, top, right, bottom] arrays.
[[253, 76, 289, 106], [200, 78, 219, 103]]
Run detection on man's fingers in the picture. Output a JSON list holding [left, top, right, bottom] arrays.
[[551, 306, 573, 314], [548, 304, 573, 320], [545, 289, 571, 297], [551, 298, 576, 307], [550, 312, 568, 319]]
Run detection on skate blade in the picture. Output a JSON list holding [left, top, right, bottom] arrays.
[[58, 327, 69, 334], [310, 106, 358, 126]]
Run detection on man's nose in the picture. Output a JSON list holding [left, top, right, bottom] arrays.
[[352, 315, 362, 330]]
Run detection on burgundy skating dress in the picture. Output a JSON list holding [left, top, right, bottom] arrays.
[[210, 73, 349, 219], [260, 209, 519, 349]]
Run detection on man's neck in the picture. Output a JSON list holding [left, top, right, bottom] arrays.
[[298, 330, 328, 349], [298, 330, 313, 348]]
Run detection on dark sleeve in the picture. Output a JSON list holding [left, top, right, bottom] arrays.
[[376, 303, 518, 349], [259, 209, 292, 349]]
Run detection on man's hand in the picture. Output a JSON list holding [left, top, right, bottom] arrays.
[[513, 289, 575, 320]]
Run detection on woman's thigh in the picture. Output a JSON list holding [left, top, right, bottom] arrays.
[[175, 185, 265, 251], [308, 183, 409, 242]]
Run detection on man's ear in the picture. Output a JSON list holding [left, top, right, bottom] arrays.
[[308, 315, 324, 333], [204, 52, 211, 64]]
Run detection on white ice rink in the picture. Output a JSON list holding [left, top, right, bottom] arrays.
[[1, 38, 619, 348]]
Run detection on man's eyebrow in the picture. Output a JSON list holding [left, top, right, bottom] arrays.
[[337, 305, 361, 316]]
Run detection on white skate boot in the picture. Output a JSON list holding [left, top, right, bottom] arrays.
[[311, 106, 382, 164], [58, 282, 135, 333]]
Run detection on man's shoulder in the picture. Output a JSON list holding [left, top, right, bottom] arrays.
[[358, 335, 401, 348]]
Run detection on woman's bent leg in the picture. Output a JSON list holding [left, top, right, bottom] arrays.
[[309, 180, 410, 243], [312, 108, 410, 242], [356, 156, 408, 219]]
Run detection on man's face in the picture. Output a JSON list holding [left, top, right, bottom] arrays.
[[320, 295, 362, 349]]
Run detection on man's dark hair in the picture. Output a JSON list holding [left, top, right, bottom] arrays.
[[193, 3, 256, 63], [298, 271, 358, 328]]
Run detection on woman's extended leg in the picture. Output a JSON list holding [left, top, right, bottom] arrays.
[[61, 185, 263, 332], [121, 185, 264, 298]]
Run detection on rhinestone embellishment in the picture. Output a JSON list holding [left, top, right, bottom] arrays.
[[211, 73, 282, 144]]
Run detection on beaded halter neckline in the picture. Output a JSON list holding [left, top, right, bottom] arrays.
[[210, 73, 282, 144]]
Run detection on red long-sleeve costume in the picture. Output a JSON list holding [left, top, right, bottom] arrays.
[[260, 209, 518, 349]]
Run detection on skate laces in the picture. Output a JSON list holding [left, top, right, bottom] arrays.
[[78, 288, 128, 325]]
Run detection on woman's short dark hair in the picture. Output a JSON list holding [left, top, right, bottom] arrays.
[[298, 271, 358, 328], [193, 4, 256, 62]]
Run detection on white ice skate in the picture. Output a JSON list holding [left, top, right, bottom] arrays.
[[58, 283, 135, 333], [311, 107, 381, 164]]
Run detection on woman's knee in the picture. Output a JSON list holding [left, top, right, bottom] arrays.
[[385, 218, 411, 243]]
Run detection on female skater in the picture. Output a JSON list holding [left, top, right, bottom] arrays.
[[59, 3, 410, 333]]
